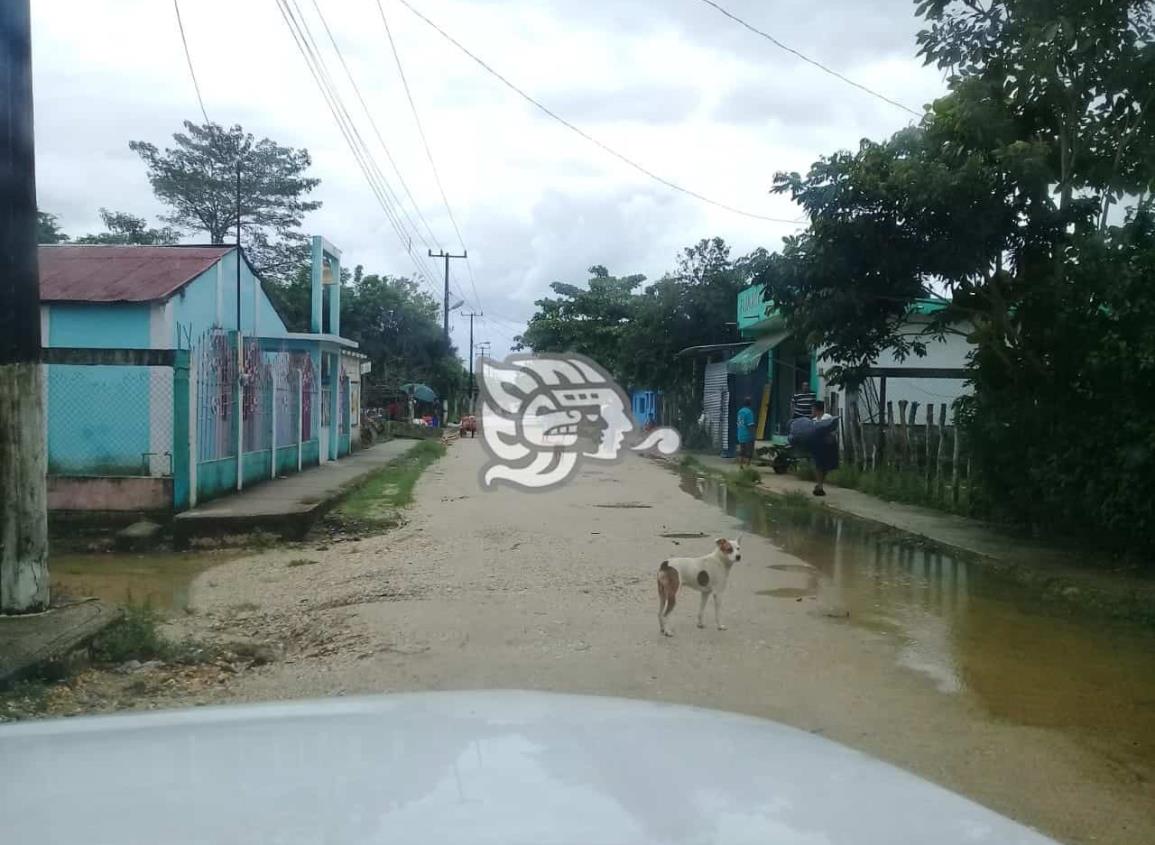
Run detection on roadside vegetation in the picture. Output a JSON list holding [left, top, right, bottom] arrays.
[[514, 1, 1155, 565], [756, 1, 1155, 560], [328, 440, 446, 533], [793, 461, 974, 517]]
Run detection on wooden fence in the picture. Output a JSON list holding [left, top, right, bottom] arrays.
[[832, 390, 972, 507]]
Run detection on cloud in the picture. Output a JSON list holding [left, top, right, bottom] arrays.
[[30, 0, 945, 363], [545, 84, 703, 126]]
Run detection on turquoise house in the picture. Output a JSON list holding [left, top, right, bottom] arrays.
[[726, 283, 971, 445], [39, 238, 365, 514]]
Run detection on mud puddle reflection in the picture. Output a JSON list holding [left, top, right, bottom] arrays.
[[51, 551, 236, 613], [679, 471, 1155, 770]]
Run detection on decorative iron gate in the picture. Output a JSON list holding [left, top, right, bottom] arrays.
[[194, 329, 236, 462]]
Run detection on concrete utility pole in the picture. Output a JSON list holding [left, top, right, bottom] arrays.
[[463, 311, 481, 411], [428, 249, 467, 339], [0, 0, 49, 613]]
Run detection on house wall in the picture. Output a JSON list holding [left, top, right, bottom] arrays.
[[168, 250, 291, 342], [42, 247, 353, 513], [819, 322, 972, 425], [45, 303, 153, 475]]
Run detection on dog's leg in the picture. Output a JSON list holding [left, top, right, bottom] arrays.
[[697, 591, 709, 628], [658, 563, 678, 637], [713, 592, 726, 630], [658, 590, 669, 636]]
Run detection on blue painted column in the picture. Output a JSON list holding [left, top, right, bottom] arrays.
[[328, 254, 341, 337], [328, 351, 339, 461], [310, 237, 323, 334], [172, 350, 191, 511]]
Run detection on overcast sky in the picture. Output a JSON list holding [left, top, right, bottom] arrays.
[[32, 0, 945, 356]]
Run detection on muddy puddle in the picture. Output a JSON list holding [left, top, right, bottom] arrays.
[[679, 471, 1155, 769], [50, 552, 235, 613]]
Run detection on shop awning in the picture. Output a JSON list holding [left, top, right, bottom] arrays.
[[727, 328, 790, 374]]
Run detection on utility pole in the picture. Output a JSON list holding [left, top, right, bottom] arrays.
[[235, 160, 242, 331], [475, 341, 492, 366], [463, 311, 482, 411], [0, 0, 49, 613], [428, 249, 467, 339]]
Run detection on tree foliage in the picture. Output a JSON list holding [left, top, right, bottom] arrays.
[[37, 211, 69, 244], [272, 267, 465, 405], [760, 0, 1155, 554], [74, 209, 180, 245], [516, 238, 758, 425], [130, 121, 321, 281]]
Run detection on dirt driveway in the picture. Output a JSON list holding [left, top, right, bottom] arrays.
[[171, 440, 1151, 845]]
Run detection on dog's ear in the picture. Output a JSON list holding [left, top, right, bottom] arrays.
[[717, 538, 733, 554]]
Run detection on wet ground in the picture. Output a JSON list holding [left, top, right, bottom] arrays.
[[29, 445, 1155, 843], [681, 473, 1155, 776], [50, 551, 235, 613]]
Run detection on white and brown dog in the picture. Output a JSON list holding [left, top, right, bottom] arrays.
[[656, 537, 742, 636]]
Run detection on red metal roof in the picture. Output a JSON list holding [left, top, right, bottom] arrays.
[[38, 245, 234, 303]]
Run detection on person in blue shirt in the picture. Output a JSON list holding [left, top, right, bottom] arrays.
[[736, 396, 756, 468]]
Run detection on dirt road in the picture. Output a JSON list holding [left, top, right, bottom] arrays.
[[171, 440, 1151, 845]]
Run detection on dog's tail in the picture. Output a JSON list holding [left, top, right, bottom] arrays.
[[657, 560, 679, 615]]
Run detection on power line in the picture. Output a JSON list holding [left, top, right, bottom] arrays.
[[482, 312, 525, 334], [695, 0, 920, 118], [376, 0, 483, 313], [284, 0, 448, 294], [172, 0, 209, 123], [308, 0, 448, 264], [275, 0, 444, 295], [394, 0, 798, 225]]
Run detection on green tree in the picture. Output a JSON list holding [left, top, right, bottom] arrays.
[[129, 121, 321, 281], [516, 239, 759, 429], [760, 0, 1155, 553], [515, 265, 645, 380], [74, 209, 180, 245], [37, 211, 69, 244]]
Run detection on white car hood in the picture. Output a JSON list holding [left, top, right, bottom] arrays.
[[0, 690, 1057, 845]]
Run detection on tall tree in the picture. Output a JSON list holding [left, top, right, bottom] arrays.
[[37, 211, 68, 244], [761, 0, 1155, 552], [515, 265, 646, 381], [269, 266, 466, 404], [129, 121, 321, 281], [516, 239, 758, 428], [74, 209, 180, 245]]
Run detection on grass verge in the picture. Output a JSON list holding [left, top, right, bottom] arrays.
[[329, 440, 446, 532], [791, 460, 975, 517], [90, 598, 215, 665]]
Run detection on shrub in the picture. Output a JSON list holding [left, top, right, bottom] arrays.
[[732, 467, 761, 486], [91, 599, 168, 664]]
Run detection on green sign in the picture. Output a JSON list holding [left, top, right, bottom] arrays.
[[737, 284, 770, 331]]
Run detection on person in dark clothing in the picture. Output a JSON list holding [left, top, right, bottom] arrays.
[[809, 399, 839, 496], [791, 377, 816, 420]]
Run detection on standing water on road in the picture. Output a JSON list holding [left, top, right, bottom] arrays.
[[50, 552, 235, 613], [680, 471, 1155, 777]]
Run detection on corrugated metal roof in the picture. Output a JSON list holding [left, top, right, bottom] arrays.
[[38, 245, 233, 303]]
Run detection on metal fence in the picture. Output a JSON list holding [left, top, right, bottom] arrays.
[[45, 331, 351, 509], [195, 329, 236, 462], [45, 361, 174, 477]]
